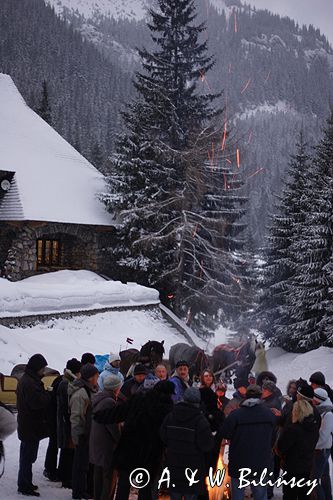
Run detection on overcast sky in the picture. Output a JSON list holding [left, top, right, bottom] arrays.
[[246, 0, 333, 45]]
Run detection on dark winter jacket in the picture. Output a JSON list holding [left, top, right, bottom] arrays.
[[261, 391, 282, 412], [47, 375, 63, 436], [16, 367, 51, 442], [276, 413, 320, 475], [224, 390, 245, 417], [90, 390, 121, 469], [95, 386, 173, 472], [68, 378, 97, 446], [221, 398, 276, 478], [169, 375, 190, 403], [278, 401, 321, 431], [119, 377, 143, 400], [200, 387, 225, 432], [57, 369, 76, 448], [160, 402, 214, 494]]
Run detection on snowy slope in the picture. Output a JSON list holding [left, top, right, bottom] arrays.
[[46, 0, 151, 21], [0, 270, 160, 317], [0, 74, 113, 226]]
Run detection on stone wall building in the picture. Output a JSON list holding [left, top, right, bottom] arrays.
[[0, 74, 114, 281]]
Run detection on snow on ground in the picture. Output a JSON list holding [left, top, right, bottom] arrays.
[[0, 270, 160, 318], [0, 307, 190, 375]]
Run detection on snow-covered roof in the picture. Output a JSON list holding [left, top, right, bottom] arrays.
[[0, 74, 114, 226]]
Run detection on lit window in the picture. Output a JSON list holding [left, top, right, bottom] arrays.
[[36, 239, 62, 267]]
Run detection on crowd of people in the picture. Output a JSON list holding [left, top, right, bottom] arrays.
[[0, 351, 333, 500]]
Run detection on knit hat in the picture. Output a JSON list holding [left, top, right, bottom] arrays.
[[234, 377, 248, 390], [262, 380, 276, 393], [103, 374, 123, 392], [184, 387, 201, 405], [176, 360, 189, 369], [309, 371, 326, 387], [80, 363, 99, 381], [297, 384, 314, 401], [81, 353, 96, 365], [109, 353, 121, 364], [66, 358, 82, 375], [134, 364, 148, 376], [313, 388, 328, 404], [246, 384, 262, 399], [26, 354, 48, 373]]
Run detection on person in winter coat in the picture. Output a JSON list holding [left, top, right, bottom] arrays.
[[215, 382, 230, 413], [200, 382, 225, 472], [261, 379, 282, 499], [90, 374, 122, 500], [279, 382, 321, 431], [0, 401, 17, 478], [16, 354, 51, 497], [155, 364, 169, 381], [160, 387, 214, 499], [200, 369, 216, 391], [224, 377, 248, 417], [119, 364, 147, 400], [309, 372, 333, 404], [221, 384, 276, 500], [169, 360, 192, 403], [69, 363, 99, 500], [98, 353, 124, 391], [81, 353, 96, 366], [57, 357, 82, 489], [312, 388, 333, 500], [256, 371, 282, 396], [43, 372, 63, 482], [276, 399, 319, 500], [95, 380, 175, 500]]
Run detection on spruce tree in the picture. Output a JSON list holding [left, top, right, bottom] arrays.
[[102, 0, 250, 333], [36, 80, 52, 125], [287, 117, 333, 350], [259, 133, 311, 347]]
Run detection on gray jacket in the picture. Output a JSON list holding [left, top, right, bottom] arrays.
[[68, 378, 96, 446], [316, 402, 333, 450], [89, 390, 121, 468]]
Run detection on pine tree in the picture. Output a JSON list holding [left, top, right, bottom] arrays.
[[259, 132, 311, 347], [287, 117, 333, 350], [36, 80, 52, 125], [102, 0, 250, 334]]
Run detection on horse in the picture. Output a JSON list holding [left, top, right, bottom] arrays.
[[212, 336, 257, 381], [169, 343, 210, 380], [119, 340, 165, 377]]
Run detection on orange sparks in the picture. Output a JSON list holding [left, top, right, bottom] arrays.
[[234, 11, 238, 33], [264, 70, 271, 83], [247, 167, 265, 179], [221, 122, 227, 151], [241, 78, 251, 94], [223, 172, 228, 190], [247, 130, 253, 144], [236, 148, 241, 168], [199, 70, 212, 91]]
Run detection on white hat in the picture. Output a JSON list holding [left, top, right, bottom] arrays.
[[109, 353, 121, 364], [314, 388, 328, 404]]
